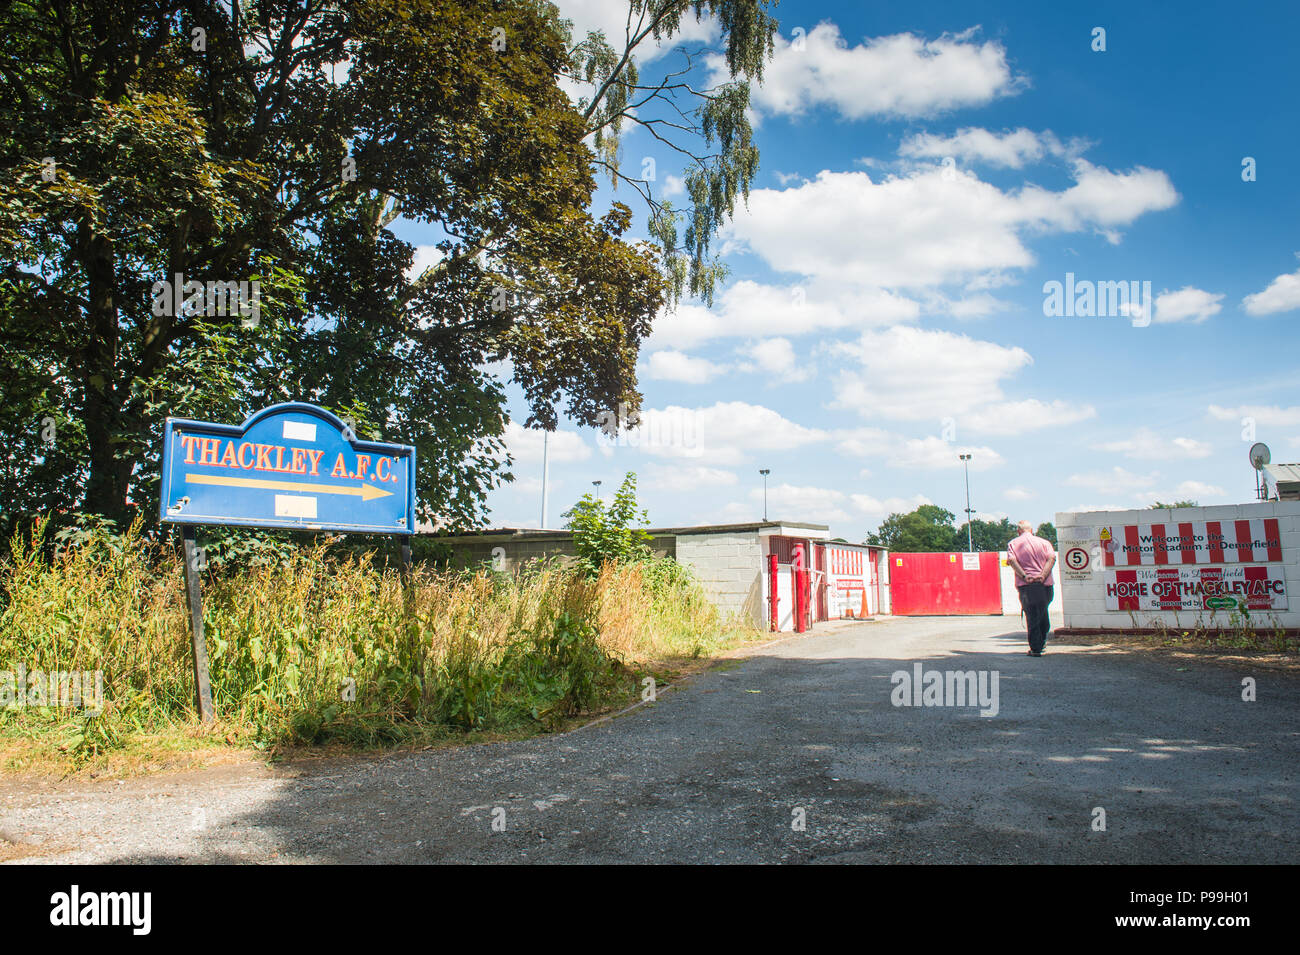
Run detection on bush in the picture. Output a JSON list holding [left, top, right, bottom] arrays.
[[563, 472, 653, 574], [0, 515, 756, 767]]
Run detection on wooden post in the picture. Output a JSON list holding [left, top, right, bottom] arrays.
[[181, 525, 215, 723]]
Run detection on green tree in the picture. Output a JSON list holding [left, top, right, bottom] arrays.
[[1150, 500, 1199, 509], [565, 0, 779, 304], [866, 505, 959, 552], [1035, 521, 1058, 547], [562, 472, 653, 573], [955, 517, 1020, 552], [0, 0, 687, 532]]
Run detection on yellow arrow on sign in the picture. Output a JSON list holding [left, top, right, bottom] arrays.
[[185, 473, 393, 501]]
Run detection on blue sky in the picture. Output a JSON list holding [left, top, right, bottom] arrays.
[[414, 1, 1300, 540]]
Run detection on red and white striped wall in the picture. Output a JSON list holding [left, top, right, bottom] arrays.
[[1101, 518, 1283, 566], [1057, 503, 1300, 631]]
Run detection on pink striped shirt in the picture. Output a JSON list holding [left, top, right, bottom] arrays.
[[1007, 533, 1055, 588]]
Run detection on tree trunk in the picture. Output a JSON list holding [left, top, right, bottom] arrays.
[[79, 228, 129, 524]]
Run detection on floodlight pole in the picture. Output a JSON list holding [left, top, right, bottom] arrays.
[[959, 453, 973, 552], [540, 430, 549, 529], [759, 469, 770, 521]]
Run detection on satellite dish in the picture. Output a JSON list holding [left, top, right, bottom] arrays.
[[1249, 442, 1271, 470]]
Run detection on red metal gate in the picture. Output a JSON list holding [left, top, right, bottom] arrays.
[[889, 552, 1002, 615]]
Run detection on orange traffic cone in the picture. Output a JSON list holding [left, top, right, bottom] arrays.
[[860, 587, 869, 618]]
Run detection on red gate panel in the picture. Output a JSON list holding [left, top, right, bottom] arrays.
[[889, 552, 1002, 615]]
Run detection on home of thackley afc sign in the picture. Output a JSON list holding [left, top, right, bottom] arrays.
[[160, 403, 416, 535]]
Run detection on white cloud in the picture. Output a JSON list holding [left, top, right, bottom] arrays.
[[726, 169, 1032, 288], [899, 127, 1073, 168], [555, 0, 717, 62], [735, 337, 809, 381], [1158, 480, 1226, 500], [749, 483, 852, 524], [502, 421, 591, 464], [1064, 467, 1160, 496], [650, 280, 920, 349], [888, 436, 1004, 470], [405, 245, 444, 282], [554, 1, 718, 110], [1004, 486, 1034, 501], [1242, 263, 1300, 316], [1153, 286, 1223, 324], [644, 349, 728, 384], [643, 463, 738, 492], [834, 428, 1002, 470], [960, 399, 1097, 436], [1092, 428, 1213, 460], [829, 326, 1030, 421], [936, 291, 1008, 319], [661, 173, 685, 199], [626, 401, 828, 466], [744, 24, 1024, 120], [721, 163, 1177, 291], [1015, 160, 1179, 234], [1207, 404, 1300, 428], [850, 493, 933, 517]]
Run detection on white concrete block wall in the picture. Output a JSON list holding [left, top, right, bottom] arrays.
[[675, 531, 766, 626], [1056, 501, 1300, 631]]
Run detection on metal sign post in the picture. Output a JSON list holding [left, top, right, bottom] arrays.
[[160, 402, 417, 721]]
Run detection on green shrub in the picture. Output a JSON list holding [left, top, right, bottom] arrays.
[[0, 514, 758, 768]]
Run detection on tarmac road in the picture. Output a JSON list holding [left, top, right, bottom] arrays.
[[4, 614, 1298, 864]]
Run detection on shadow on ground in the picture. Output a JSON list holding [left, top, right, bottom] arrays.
[[12, 617, 1298, 864]]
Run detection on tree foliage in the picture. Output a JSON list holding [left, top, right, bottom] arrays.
[[867, 507, 1058, 552], [866, 505, 960, 552], [956, 517, 1020, 552], [562, 471, 652, 573], [0, 0, 670, 533], [562, 0, 778, 305]]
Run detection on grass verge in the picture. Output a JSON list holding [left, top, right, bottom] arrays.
[[0, 517, 764, 777]]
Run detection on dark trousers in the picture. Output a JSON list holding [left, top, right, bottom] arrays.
[[1018, 582, 1053, 652]]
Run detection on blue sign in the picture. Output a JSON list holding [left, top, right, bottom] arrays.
[[159, 403, 416, 534]]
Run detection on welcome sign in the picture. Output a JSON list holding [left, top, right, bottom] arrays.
[[1105, 565, 1288, 612], [160, 403, 416, 535], [1100, 519, 1282, 566]]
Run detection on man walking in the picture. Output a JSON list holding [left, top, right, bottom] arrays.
[[1006, 520, 1056, 656]]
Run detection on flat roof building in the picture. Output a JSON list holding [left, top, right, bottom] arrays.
[[422, 521, 886, 631]]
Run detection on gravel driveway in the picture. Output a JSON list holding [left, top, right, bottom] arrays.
[[4, 614, 1297, 864]]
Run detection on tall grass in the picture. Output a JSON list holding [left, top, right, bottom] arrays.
[[0, 518, 753, 765]]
